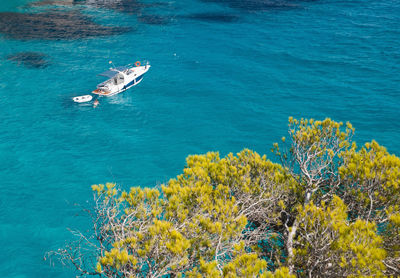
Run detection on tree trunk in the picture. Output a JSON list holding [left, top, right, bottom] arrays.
[[287, 191, 311, 274], [287, 218, 299, 274]]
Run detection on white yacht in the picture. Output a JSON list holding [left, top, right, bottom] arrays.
[[92, 61, 150, 97]]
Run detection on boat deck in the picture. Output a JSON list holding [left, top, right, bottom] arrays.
[[92, 88, 112, 96]]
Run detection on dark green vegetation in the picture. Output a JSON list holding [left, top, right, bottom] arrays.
[[52, 118, 400, 277]]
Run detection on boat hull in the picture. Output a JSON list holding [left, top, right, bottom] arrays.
[[92, 65, 149, 97]]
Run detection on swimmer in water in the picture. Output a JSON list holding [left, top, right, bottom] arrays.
[[93, 99, 99, 108]]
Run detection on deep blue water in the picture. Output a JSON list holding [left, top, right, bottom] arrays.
[[0, 0, 399, 276]]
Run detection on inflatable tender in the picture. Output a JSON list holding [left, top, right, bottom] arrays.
[[73, 95, 93, 103]]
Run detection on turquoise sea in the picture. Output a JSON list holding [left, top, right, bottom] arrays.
[[0, 0, 399, 276]]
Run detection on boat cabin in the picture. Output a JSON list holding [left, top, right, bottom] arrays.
[[92, 63, 150, 96], [113, 73, 125, 85], [98, 72, 125, 88]]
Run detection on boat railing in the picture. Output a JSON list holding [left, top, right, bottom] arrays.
[[126, 60, 150, 68]]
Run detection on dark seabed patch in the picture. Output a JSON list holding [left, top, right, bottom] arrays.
[[30, 0, 177, 26], [29, 0, 78, 6], [183, 13, 239, 23], [6, 52, 50, 68], [31, 0, 169, 15], [137, 14, 174, 25], [200, 0, 300, 11], [0, 11, 131, 40], [73, 0, 147, 14]]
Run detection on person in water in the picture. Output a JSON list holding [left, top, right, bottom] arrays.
[[93, 99, 99, 107]]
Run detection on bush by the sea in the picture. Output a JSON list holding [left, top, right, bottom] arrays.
[[50, 117, 400, 277]]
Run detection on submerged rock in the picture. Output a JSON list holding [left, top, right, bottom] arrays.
[[137, 14, 174, 25], [0, 11, 130, 40], [29, 0, 78, 6], [83, 0, 150, 14], [7, 52, 50, 68], [200, 0, 299, 11], [184, 13, 239, 23], [30, 0, 167, 15], [30, 0, 174, 26]]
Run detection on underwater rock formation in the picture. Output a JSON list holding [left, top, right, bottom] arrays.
[[6, 52, 50, 68], [30, 0, 167, 15], [200, 0, 299, 11], [0, 11, 130, 40], [137, 14, 174, 25], [76, 0, 147, 14], [184, 13, 239, 23]]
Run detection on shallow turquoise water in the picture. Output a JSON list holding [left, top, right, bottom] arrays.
[[0, 0, 399, 276]]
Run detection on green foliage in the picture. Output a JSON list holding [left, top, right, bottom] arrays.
[[88, 151, 296, 277], [339, 140, 400, 222], [295, 196, 386, 277], [275, 117, 354, 200], [55, 117, 400, 278]]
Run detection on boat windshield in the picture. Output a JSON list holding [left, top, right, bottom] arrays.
[[113, 73, 124, 85], [99, 66, 129, 78], [98, 73, 125, 88]]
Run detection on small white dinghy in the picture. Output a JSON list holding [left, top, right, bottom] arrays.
[[73, 95, 93, 103]]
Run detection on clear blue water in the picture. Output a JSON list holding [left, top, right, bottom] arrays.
[[0, 0, 399, 276]]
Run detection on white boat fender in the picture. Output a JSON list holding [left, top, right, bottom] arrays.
[[73, 95, 93, 103]]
